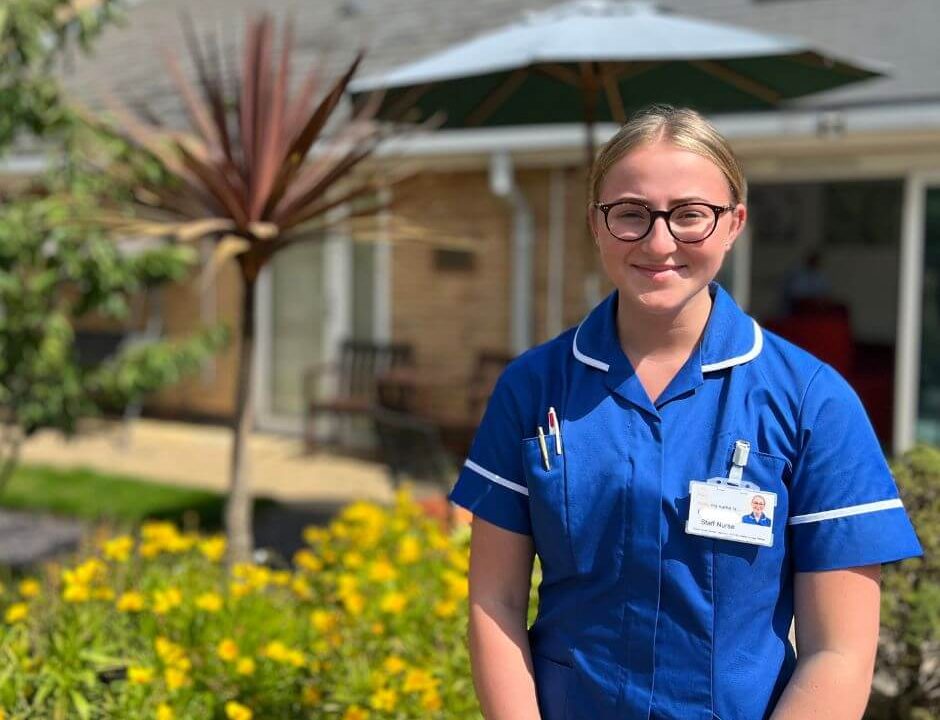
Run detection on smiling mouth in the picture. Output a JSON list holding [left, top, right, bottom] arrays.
[[632, 264, 685, 274]]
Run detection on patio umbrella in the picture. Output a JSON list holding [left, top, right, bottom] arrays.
[[350, 0, 886, 168]]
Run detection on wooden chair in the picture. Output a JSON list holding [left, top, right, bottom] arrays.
[[302, 339, 414, 452]]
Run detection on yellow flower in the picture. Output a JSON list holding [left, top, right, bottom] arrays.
[[224, 700, 253, 720], [396, 535, 422, 564], [382, 656, 407, 675], [448, 549, 470, 572], [65, 558, 105, 586], [18, 579, 41, 598], [4, 603, 28, 624], [370, 622, 385, 636], [195, 592, 223, 613], [128, 666, 154, 685], [294, 549, 323, 573], [198, 536, 226, 563], [291, 576, 313, 599], [152, 587, 183, 615], [270, 570, 291, 587], [302, 525, 327, 546], [367, 559, 397, 582], [62, 583, 89, 603], [403, 668, 438, 693], [164, 667, 189, 691], [235, 657, 256, 676], [103, 535, 134, 562], [155, 637, 188, 667], [420, 688, 443, 711], [341, 706, 369, 720], [310, 609, 338, 633], [342, 551, 364, 569], [342, 592, 365, 616], [434, 599, 458, 618], [443, 569, 468, 600], [229, 582, 251, 599], [287, 649, 306, 668], [337, 574, 358, 595], [116, 591, 146, 613], [156, 703, 175, 720], [302, 685, 322, 706], [369, 688, 398, 712], [217, 639, 239, 662], [379, 592, 407, 614]]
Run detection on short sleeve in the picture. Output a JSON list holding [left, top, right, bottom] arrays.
[[447, 367, 532, 535], [788, 364, 923, 572]]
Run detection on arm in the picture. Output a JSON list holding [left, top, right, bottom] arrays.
[[468, 516, 541, 720], [771, 565, 881, 720]]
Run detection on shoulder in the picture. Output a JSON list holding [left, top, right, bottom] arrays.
[[753, 325, 872, 440], [497, 326, 578, 388]]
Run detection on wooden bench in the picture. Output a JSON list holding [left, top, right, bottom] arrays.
[[302, 339, 415, 452]]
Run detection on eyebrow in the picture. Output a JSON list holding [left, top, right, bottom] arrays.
[[609, 195, 715, 205]]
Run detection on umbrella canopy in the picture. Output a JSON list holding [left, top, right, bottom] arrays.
[[350, 0, 885, 129]]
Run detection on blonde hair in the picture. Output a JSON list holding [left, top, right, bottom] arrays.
[[590, 105, 747, 205]]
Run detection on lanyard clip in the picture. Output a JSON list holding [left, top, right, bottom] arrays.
[[727, 440, 750, 486]]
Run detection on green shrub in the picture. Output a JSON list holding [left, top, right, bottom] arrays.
[[870, 445, 940, 719]]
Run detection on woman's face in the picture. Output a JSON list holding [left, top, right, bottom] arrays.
[[751, 496, 765, 516], [590, 139, 746, 316]]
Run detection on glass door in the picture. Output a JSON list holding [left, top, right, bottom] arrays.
[[917, 186, 940, 443]]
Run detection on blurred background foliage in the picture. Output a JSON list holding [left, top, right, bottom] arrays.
[[0, 0, 229, 490]]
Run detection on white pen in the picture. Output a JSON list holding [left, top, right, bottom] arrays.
[[536, 426, 551, 470], [547, 406, 563, 455]]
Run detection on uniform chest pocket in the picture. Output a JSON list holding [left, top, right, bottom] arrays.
[[521, 435, 576, 578]]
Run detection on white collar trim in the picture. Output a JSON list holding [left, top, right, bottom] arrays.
[[572, 318, 610, 372], [701, 320, 764, 373], [572, 318, 764, 375]]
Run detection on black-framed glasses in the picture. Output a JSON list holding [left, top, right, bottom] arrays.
[[593, 200, 735, 244]]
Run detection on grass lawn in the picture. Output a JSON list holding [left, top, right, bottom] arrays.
[[0, 465, 229, 529]]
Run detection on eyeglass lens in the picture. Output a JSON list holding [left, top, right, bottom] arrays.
[[606, 202, 719, 243]]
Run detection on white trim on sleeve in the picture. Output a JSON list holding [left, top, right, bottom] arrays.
[[788, 498, 904, 526], [464, 459, 529, 497]]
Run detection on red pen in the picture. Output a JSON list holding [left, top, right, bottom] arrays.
[[547, 406, 563, 455]]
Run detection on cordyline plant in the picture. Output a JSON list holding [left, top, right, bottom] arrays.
[[87, 13, 443, 564]]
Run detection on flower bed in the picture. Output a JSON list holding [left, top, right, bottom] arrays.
[[0, 489, 493, 719]]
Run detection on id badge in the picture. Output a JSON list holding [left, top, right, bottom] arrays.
[[685, 479, 777, 547]]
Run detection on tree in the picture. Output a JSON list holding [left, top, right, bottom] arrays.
[[94, 13, 442, 563], [0, 0, 228, 489]]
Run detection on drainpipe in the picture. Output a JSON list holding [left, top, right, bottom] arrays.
[[490, 152, 534, 354]]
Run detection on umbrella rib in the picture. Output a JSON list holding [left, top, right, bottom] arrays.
[[601, 67, 626, 124], [690, 60, 781, 105], [538, 64, 581, 87], [465, 68, 529, 126]]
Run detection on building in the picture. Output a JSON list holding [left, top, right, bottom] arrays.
[[4, 0, 939, 454]]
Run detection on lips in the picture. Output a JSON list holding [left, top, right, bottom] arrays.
[[632, 264, 685, 279]]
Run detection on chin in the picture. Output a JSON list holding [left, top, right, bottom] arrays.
[[621, 282, 698, 316]]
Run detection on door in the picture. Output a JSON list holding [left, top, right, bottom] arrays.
[[917, 186, 940, 443]]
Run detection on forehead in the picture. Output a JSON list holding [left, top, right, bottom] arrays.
[[599, 140, 731, 201]]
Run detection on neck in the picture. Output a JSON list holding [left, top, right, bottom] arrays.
[[616, 286, 713, 363]]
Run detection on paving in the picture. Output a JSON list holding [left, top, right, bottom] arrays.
[[18, 418, 403, 504]]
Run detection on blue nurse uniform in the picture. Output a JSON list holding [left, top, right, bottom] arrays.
[[448, 282, 922, 720]]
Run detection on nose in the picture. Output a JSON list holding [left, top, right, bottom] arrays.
[[643, 215, 677, 255]]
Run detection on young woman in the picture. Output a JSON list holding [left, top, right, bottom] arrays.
[[448, 106, 921, 720]]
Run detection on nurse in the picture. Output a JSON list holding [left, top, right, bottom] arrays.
[[448, 105, 922, 720]]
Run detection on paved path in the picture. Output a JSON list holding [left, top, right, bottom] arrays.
[[19, 419, 403, 504]]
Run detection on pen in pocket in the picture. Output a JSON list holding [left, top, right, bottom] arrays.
[[547, 406, 563, 455], [537, 426, 551, 471]]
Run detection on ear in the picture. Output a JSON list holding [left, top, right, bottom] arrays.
[[723, 203, 747, 253], [586, 202, 602, 245]]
